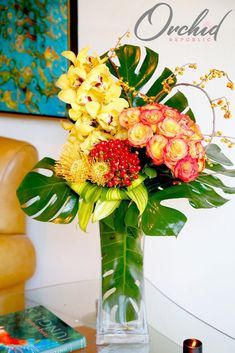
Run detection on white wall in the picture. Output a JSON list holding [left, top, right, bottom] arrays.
[[1, 0, 235, 347]]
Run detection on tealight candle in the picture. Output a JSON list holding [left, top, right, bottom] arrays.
[[183, 339, 203, 353]]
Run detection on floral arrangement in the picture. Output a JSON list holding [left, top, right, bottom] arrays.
[[17, 39, 235, 235], [17, 36, 235, 341]]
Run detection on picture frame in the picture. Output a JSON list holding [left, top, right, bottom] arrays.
[[0, 0, 78, 118]]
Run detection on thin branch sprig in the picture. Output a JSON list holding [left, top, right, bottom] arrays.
[[107, 30, 133, 107], [108, 57, 132, 107], [197, 69, 234, 90], [108, 30, 131, 59]]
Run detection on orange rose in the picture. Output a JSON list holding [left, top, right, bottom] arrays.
[[165, 138, 188, 160], [190, 123, 203, 141], [189, 141, 205, 159], [146, 135, 168, 165], [179, 115, 203, 141], [128, 122, 153, 147], [143, 103, 165, 111], [179, 114, 194, 128], [178, 115, 193, 138], [140, 105, 164, 125], [164, 107, 181, 121], [174, 156, 199, 182], [119, 107, 140, 128], [198, 158, 206, 173], [157, 117, 181, 138]]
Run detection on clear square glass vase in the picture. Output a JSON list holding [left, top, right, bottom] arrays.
[[96, 219, 149, 345]]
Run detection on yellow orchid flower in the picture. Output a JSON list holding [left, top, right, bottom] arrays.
[[74, 120, 95, 136], [105, 83, 122, 103], [80, 130, 111, 153], [57, 49, 107, 106], [96, 99, 129, 133], [62, 48, 106, 73], [68, 107, 83, 121], [56, 73, 69, 90], [62, 48, 90, 67], [85, 101, 100, 118], [56, 65, 87, 105], [58, 88, 76, 104], [61, 50, 78, 65], [113, 127, 128, 140]]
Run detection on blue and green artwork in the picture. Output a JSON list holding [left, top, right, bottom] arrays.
[[0, 0, 76, 117]]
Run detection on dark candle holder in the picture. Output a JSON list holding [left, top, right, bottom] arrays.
[[183, 339, 203, 353]]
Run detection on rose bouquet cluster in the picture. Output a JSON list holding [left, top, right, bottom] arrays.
[[120, 103, 206, 182]]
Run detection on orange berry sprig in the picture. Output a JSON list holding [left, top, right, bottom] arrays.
[[159, 67, 234, 148], [195, 69, 234, 90], [108, 30, 131, 59], [160, 63, 197, 95], [204, 130, 235, 148], [211, 97, 232, 119], [118, 62, 198, 103]]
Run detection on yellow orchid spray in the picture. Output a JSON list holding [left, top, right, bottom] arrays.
[[56, 48, 128, 155]]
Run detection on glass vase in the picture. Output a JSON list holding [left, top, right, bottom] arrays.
[[96, 219, 149, 345]]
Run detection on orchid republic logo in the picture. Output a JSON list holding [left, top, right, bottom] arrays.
[[134, 2, 232, 43]]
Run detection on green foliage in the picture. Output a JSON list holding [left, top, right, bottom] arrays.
[[146, 180, 229, 209], [205, 162, 235, 177], [142, 196, 187, 237], [164, 91, 188, 111], [17, 158, 78, 224], [105, 45, 194, 116], [197, 175, 235, 194], [143, 166, 157, 178], [112, 45, 159, 91], [206, 144, 233, 166], [92, 200, 121, 223], [126, 183, 148, 215], [78, 200, 94, 232], [100, 206, 143, 322]]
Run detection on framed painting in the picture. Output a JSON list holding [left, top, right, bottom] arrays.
[[0, 0, 78, 118]]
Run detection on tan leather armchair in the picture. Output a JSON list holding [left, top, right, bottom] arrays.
[[0, 137, 38, 315]]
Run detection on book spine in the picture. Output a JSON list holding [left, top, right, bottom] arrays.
[[43, 337, 86, 353]]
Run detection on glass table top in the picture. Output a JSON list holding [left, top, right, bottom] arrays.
[[1, 279, 235, 352]]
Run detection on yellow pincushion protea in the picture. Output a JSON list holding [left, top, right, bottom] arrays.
[[55, 142, 90, 184], [55, 139, 110, 187], [89, 161, 110, 186]]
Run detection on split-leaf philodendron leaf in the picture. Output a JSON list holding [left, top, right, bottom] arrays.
[[17, 158, 78, 224]]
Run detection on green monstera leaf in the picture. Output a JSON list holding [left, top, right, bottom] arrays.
[[142, 196, 187, 237], [146, 179, 229, 209], [17, 158, 79, 223], [143, 172, 235, 236], [104, 44, 194, 113], [100, 205, 143, 322]]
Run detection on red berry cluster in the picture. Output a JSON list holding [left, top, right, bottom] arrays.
[[90, 139, 141, 187]]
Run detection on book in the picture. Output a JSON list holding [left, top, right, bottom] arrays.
[[0, 305, 86, 353]]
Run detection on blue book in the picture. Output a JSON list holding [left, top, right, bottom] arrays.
[[0, 305, 86, 353]]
